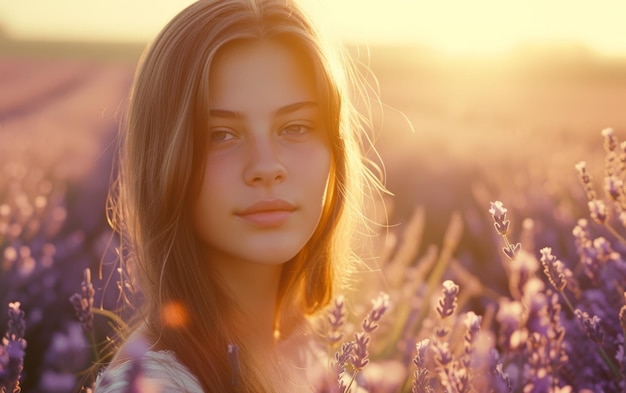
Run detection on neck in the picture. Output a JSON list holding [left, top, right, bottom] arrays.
[[210, 256, 284, 347]]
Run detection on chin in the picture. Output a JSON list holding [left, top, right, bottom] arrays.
[[250, 250, 301, 265]]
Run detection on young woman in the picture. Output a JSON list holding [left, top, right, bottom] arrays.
[[95, 0, 383, 391]]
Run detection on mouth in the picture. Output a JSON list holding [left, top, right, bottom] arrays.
[[236, 199, 297, 227]]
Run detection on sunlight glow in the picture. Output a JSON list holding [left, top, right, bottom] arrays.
[[301, 0, 626, 56], [1, 0, 625, 56], [161, 301, 189, 328]]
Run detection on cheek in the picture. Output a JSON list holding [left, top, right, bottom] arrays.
[[201, 155, 238, 193], [296, 143, 332, 177], [191, 159, 234, 224]]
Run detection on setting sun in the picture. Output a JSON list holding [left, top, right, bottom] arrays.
[[1, 0, 625, 56], [302, 0, 626, 56]]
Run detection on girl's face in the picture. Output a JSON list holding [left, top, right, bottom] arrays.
[[192, 39, 332, 267]]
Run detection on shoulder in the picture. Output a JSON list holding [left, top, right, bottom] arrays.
[[94, 330, 203, 393]]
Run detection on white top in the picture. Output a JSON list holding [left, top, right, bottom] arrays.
[[94, 349, 203, 393], [93, 326, 335, 392]]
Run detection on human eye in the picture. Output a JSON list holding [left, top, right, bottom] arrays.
[[209, 128, 238, 143], [279, 123, 313, 138]]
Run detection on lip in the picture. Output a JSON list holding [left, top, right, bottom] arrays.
[[236, 199, 297, 227]]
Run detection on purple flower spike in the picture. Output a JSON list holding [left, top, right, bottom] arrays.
[[437, 280, 459, 319], [464, 311, 481, 337], [413, 339, 430, 369], [575, 309, 605, 345], [576, 161, 597, 201], [6, 302, 25, 342], [604, 176, 623, 200], [335, 342, 354, 393], [411, 339, 433, 393], [335, 341, 354, 376], [462, 311, 482, 370], [602, 127, 617, 152], [588, 200, 607, 224], [1, 302, 27, 393], [351, 331, 371, 370], [489, 201, 510, 235], [362, 292, 390, 333], [69, 268, 96, 333], [575, 161, 591, 183], [502, 243, 521, 260], [495, 363, 513, 393], [327, 295, 346, 343], [539, 247, 566, 292], [432, 340, 453, 367]]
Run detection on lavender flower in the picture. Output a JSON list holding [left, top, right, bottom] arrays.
[[431, 337, 458, 393], [334, 342, 354, 376], [593, 236, 615, 264], [4, 304, 24, 343], [352, 332, 371, 370], [431, 340, 453, 370], [575, 161, 597, 201], [588, 200, 608, 224], [545, 292, 567, 368], [362, 292, 390, 333], [508, 250, 539, 300], [489, 201, 510, 235], [436, 280, 459, 319], [413, 339, 430, 369], [575, 309, 604, 345], [539, 247, 566, 292], [69, 268, 95, 333], [331, 292, 390, 392], [494, 363, 512, 393], [572, 219, 602, 280], [327, 295, 346, 344], [1, 302, 27, 393], [334, 342, 354, 393], [602, 127, 618, 153], [431, 281, 464, 393], [604, 175, 623, 201], [411, 339, 433, 393], [496, 298, 525, 351], [502, 242, 521, 260], [489, 201, 521, 259], [462, 312, 481, 369]]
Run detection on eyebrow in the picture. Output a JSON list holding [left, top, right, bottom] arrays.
[[209, 101, 318, 119]]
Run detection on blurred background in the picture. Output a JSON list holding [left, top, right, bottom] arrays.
[[1, 0, 625, 391]]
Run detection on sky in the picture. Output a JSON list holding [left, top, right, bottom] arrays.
[[1, 0, 626, 57]]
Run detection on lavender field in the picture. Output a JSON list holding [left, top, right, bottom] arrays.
[[1, 38, 626, 392]]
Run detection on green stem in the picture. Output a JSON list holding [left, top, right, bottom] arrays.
[[345, 370, 359, 393], [558, 290, 576, 315], [92, 307, 128, 333], [501, 233, 513, 250], [605, 223, 626, 246], [598, 346, 622, 381], [88, 330, 99, 362]]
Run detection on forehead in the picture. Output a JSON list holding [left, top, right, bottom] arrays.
[[208, 39, 318, 111]]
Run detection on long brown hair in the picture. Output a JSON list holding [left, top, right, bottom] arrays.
[[108, 0, 382, 391]]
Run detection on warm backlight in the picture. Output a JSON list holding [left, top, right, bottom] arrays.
[[0, 0, 624, 57]]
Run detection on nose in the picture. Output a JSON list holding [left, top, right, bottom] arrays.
[[243, 138, 287, 186]]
